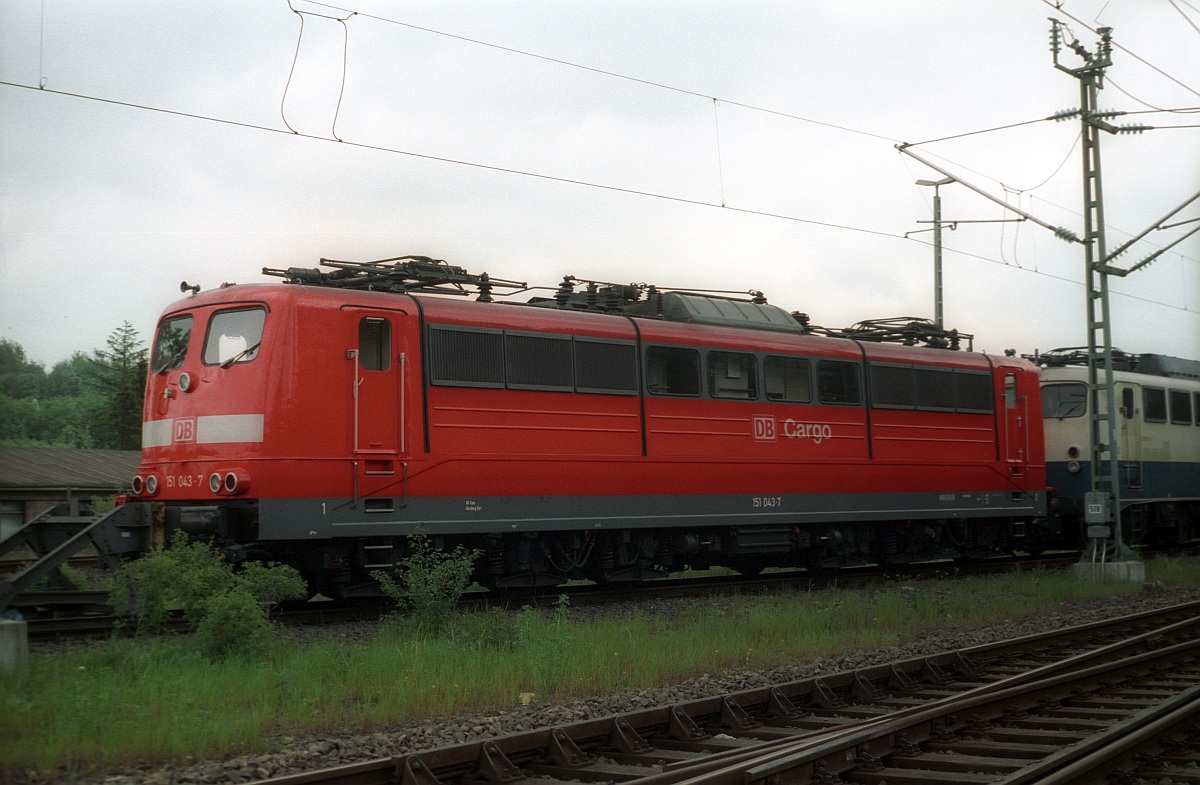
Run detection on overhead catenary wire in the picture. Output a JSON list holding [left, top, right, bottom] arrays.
[[1107, 78, 1200, 113], [1002, 130, 1082, 194], [1169, 0, 1200, 37], [58, 0, 1200, 269], [346, 0, 1192, 262], [7, 3, 1198, 314], [1041, 0, 1200, 98], [281, 2, 355, 140], [712, 99, 726, 207], [0, 79, 899, 240], [301, 0, 902, 144], [1, 78, 1192, 318]]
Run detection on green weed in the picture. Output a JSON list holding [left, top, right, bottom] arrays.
[[3, 556, 1197, 781]]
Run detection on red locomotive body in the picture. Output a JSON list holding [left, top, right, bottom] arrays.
[[132, 259, 1048, 595]]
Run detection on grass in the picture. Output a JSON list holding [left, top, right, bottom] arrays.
[[3, 556, 1199, 781]]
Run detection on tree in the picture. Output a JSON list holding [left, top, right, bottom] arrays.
[[87, 322, 148, 450], [0, 339, 47, 399], [0, 395, 41, 444], [45, 352, 92, 398]]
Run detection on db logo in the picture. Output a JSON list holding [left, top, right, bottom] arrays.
[[752, 415, 776, 442], [173, 417, 196, 444]]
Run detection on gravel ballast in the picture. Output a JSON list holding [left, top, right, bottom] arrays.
[[16, 584, 1199, 785]]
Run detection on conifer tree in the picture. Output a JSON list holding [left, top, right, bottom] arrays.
[[87, 322, 148, 450]]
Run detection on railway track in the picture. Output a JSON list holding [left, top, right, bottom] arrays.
[[248, 600, 1200, 785], [19, 553, 1082, 641]]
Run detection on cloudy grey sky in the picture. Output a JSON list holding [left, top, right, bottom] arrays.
[[2, 0, 1198, 369]]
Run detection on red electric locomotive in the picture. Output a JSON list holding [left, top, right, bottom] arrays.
[[131, 256, 1049, 596]]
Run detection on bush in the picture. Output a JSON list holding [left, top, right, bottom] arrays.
[[373, 534, 480, 637], [109, 531, 306, 658], [108, 542, 186, 630], [234, 560, 308, 612], [194, 591, 274, 659]]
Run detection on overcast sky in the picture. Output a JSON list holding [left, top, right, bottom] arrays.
[[1, 0, 1197, 369]]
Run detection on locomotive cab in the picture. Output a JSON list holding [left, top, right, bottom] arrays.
[[136, 290, 271, 546], [1036, 351, 1200, 549]]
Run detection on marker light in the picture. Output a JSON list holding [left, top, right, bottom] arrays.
[[223, 470, 250, 495]]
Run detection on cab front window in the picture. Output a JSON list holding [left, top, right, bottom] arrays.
[[151, 315, 193, 373], [203, 307, 266, 366], [1042, 382, 1087, 419]]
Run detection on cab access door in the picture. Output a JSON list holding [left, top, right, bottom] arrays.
[[999, 367, 1032, 488], [345, 309, 411, 461], [1118, 384, 1143, 490]]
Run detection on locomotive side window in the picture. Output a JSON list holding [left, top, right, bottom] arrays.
[[1195, 392, 1200, 425], [646, 346, 701, 396], [151, 315, 193, 373], [203, 307, 265, 366], [708, 351, 757, 400], [871, 364, 987, 412], [1143, 387, 1167, 423], [1041, 383, 1087, 419], [869, 364, 914, 409], [506, 332, 573, 391], [428, 325, 504, 387], [954, 371, 993, 413], [817, 360, 862, 405], [429, 326, 639, 394], [764, 356, 812, 403], [359, 318, 391, 372], [1169, 389, 1193, 425], [914, 367, 955, 411], [575, 339, 638, 395]]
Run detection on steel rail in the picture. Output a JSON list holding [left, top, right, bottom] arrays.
[[249, 600, 1200, 785], [627, 601, 1200, 783], [734, 636, 1200, 784]]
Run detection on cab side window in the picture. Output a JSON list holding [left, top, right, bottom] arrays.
[[1041, 382, 1087, 419], [359, 318, 391, 372]]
